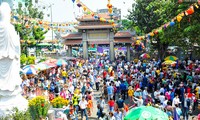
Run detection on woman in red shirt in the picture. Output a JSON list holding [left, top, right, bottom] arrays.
[[108, 98, 115, 112]]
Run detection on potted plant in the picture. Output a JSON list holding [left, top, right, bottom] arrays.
[[51, 97, 70, 118], [28, 96, 50, 120], [51, 97, 69, 108]]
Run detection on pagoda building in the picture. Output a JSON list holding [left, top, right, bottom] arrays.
[[62, 13, 134, 61]]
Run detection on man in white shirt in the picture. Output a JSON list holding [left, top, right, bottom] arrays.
[[79, 97, 88, 120], [158, 93, 165, 104], [154, 89, 160, 103], [142, 87, 148, 100]]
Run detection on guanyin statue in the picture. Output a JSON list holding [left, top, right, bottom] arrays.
[[0, 2, 27, 117]]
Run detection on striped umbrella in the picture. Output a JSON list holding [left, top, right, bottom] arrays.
[[57, 59, 67, 66], [35, 62, 52, 71], [44, 59, 57, 67], [23, 65, 37, 75]]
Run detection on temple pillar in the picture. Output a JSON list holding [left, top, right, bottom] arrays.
[[109, 42, 114, 61], [109, 30, 115, 61], [82, 31, 88, 59], [127, 43, 131, 61], [68, 45, 72, 57]]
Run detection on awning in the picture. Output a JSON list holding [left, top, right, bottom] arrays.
[[88, 41, 110, 44], [114, 39, 133, 43]]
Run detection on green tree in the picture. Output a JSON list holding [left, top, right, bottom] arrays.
[[13, 0, 47, 55], [127, 0, 200, 59]]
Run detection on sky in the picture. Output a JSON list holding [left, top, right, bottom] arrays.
[[39, 0, 135, 22]]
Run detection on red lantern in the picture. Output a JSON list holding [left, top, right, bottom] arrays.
[[154, 31, 158, 35], [107, 4, 112, 9], [91, 13, 94, 17], [39, 21, 43, 24], [185, 6, 194, 15]]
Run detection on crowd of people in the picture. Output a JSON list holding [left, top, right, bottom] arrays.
[[20, 56, 200, 120]]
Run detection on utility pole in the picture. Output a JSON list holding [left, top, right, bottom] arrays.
[[50, 4, 54, 41]]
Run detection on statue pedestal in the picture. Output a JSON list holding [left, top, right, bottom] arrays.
[[0, 94, 28, 117]]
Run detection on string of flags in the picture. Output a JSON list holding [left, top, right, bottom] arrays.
[[11, 14, 78, 33], [74, 0, 117, 26], [133, 2, 200, 41]]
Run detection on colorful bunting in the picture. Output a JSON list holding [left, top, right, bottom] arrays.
[[133, 2, 200, 40]]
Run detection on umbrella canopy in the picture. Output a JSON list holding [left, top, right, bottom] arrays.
[[20, 68, 25, 75], [35, 62, 52, 71], [140, 53, 150, 59], [57, 59, 67, 66], [124, 106, 169, 120], [44, 59, 57, 67], [162, 60, 176, 65], [164, 56, 178, 61], [22, 65, 37, 75]]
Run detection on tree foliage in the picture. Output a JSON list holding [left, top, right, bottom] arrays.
[[127, 0, 200, 59], [13, 0, 48, 55]]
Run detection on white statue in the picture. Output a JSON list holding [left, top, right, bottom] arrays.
[[0, 2, 28, 117]]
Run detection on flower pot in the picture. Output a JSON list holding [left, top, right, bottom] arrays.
[[51, 108, 65, 118]]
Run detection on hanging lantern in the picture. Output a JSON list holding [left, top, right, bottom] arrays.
[[158, 29, 163, 33], [108, 20, 114, 23], [150, 32, 154, 37], [39, 21, 43, 24], [108, 8, 113, 14], [91, 13, 95, 17], [154, 30, 158, 35], [178, 0, 182, 3], [107, 4, 112, 9], [87, 11, 91, 15], [194, 3, 199, 9], [135, 40, 141, 45], [185, 6, 194, 15], [177, 15, 182, 28], [72, 0, 75, 3], [163, 24, 167, 30], [180, 12, 185, 17], [83, 6, 87, 11], [26, 25, 29, 28], [77, 3, 82, 8], [94, 16, 98, 19], [131, 42, 135, 46], [169, 21, 175, 26]]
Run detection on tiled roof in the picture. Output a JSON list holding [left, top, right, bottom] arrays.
[[75, 25, 113, 29], [114, 32, 132, 38], [62, 33, 82, 39], [64, 39, 82, 45], [114, 38, 133, 43]]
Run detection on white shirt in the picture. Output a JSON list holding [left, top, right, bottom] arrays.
[[154, 91, 160, 99], [142, 90, 148, 100], [172, 97, 180, 107], [115, 81, 121, 87], [79, 100, 88, 109], [158, 95, 165, 103]]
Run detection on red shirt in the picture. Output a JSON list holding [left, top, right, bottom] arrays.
[[103, 71, 107, 78], [108, 100, 115, 107]]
